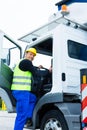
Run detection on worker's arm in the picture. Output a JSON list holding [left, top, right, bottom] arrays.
[[19, 59, 36, 75], [19, 59, 49, 77]]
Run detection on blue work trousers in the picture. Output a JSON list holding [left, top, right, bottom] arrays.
[[12, 90, 36, 130]]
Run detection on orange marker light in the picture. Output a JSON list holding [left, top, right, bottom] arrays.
[[61, 5, 68, 11], [61, 4, 69, 16]]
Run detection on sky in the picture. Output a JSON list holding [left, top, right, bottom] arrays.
[[0, 0, 87, 43], [0, 0, 58, 41]]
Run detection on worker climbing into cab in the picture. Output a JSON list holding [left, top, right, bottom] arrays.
[[11, 47, 38, 130], [11, 47, 51, 130]]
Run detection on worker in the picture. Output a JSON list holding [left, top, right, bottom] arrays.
[[11, 48, 38, 130]]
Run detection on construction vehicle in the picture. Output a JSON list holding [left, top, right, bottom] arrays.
[[0, 0, 87, 129]]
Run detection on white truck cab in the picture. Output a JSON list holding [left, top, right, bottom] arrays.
[[0, 1, 87, 129], [18, 16, 87, 130]]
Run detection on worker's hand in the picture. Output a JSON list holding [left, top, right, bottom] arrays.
[[38, 65, 44, 69], [49, 66, 52, 73]]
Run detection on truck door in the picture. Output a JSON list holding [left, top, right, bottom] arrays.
[[59, 25, 87, 96], [0, 31, 22, 112]]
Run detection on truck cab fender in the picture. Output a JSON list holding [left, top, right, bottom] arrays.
[[32, 92, 63, 127]]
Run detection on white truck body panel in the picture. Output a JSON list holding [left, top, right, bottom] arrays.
[[52, 24, 87, 95]]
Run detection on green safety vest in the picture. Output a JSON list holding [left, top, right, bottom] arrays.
[[11, 61, 32, 91]]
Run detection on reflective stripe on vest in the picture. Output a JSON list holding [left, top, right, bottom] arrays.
[[11, 60, 32, 91]]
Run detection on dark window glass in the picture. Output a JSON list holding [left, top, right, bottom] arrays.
[[68, 40, 87, 61]]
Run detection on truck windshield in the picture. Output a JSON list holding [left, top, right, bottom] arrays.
[[26, 37, 53, 69], [33, 53, 52, 69]]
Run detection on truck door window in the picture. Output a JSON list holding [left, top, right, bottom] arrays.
[[2, 36, 21, 69], [26, 37, 53, 68], [68, 40, 87, 61]]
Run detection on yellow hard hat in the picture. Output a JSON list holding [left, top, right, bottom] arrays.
[[26, 48, 37, 56]]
